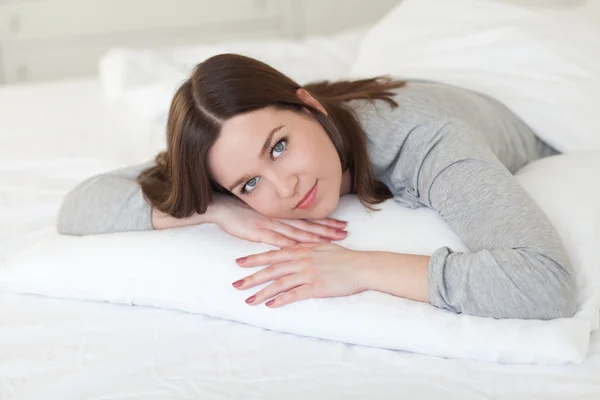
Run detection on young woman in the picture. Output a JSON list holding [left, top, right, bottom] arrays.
[[57, 53, 576, 320]]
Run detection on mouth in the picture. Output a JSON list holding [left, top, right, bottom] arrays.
[[295, 180, 318, 209]]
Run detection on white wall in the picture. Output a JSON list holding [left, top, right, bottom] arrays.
[[0, 0, 399, 84], [0, 0, 590, 84]]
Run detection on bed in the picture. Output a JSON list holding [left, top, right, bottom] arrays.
[[2, 3, 600, 399]]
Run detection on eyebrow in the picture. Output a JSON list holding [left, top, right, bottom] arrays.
[[227, 125, 284, 191]]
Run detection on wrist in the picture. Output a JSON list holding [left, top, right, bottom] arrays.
[[355, 251, 384, 292], [151, 203, 218, 230], [357, 251, 431, 303], [204, 193, 232, 226]]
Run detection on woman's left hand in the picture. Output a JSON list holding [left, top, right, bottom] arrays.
[[232, 243, 369, 308]]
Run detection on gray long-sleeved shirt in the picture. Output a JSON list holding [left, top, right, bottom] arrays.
[[56, 81, 577, 320]]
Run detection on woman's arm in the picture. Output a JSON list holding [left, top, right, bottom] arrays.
[[406, 122, 577, 319], [57, 161, 219, 235], [151, 200, 217, 230], [360, 252, 431, 304], [57, 161, 156, 235], [57, 163, 347, 245]]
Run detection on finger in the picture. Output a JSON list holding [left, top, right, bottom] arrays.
[[236, 245, 316, 267], [265, 285, 314, 308], [306, 218, 347, 229], [234, 260, 300, 291], [280, 219, 347, 241], [268, 221, 331, 244], [257, 230, 298, 248], [245, 271, 307, 305]]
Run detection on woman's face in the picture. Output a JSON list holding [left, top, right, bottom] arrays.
[[207, 92, 343, 220]]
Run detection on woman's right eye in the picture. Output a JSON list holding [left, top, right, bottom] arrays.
[[242, 177, 260, 195]]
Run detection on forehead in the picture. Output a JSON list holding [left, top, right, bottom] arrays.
[[207, 107, 284, 182], [221, 106, 281, 140]]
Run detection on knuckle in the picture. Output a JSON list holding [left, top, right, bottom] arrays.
[[264, 265, 276, 275], [266, 250, 278, 258], [313, 276, 326, 288], [294, 248, 311, 256], [308, 234, 322, 241], [268, 232, 280, 242], [304, 264, 319, 278], [273, 278, 286, 290], [251, 219, 263, 229]]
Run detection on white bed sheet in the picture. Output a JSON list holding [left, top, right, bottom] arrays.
[[2, 291, 600, 400], [1, 78, 600, 400]]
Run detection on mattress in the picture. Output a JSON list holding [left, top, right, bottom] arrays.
[[1, 78, 600, 400]]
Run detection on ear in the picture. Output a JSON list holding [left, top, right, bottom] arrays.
[[296, 88, 328, 117]]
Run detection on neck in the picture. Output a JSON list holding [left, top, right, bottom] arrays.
[[340, 168, 352, 196]]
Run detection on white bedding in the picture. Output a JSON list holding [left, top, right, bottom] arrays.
[[3, 154, 599, 365], [2, 16, 600, 398], [1, 75, 600, 400], [2, 291, 600, 400]]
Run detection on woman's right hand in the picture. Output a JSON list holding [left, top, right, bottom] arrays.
[[212, 195, 348, 248]]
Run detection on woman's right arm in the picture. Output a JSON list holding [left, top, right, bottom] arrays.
[[57, 162, 348, 244], [56, 161, 200, 236]]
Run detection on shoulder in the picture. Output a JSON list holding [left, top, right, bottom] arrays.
[[344, 81, 468, 140], [344, 80, 515, 145]]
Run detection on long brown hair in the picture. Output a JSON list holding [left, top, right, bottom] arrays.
[[138, 53, 405, 219]]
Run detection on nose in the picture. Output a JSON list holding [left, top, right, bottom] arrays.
[[268, 170, 298, 199]]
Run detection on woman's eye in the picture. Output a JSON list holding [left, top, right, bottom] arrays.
[[244, 177, 260, 193], [272, 140, 287, 158]]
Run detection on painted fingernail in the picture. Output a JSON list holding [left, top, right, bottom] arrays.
[[336, 230, 348, 236], [337, 221, 347, 227], [236, 257, 247, 264], [266, 299, 275, 307], [232, 279, 244, 288], [245, 295, 256, 304]]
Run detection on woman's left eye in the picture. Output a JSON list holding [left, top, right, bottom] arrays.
[[271, 139, 287, 158]]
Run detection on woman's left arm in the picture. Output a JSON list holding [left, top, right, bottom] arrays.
[[233, 244, 431, 307], [411, 122, 577, 320]]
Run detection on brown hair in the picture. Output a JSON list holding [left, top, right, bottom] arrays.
[[137, 53, 405, 219]]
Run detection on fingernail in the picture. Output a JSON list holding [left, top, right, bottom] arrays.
[[236, 257, 247, 264], [337, 221, 347, 227], [245, 295, 256, 304], [266, 299, 275, 307], [232, 279, 244, 288], [336, 230, 347, 236]]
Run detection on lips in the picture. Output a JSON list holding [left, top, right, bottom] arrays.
[[296, 181, 318, 209]]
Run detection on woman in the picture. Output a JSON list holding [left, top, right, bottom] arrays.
[[57, 53, 576, 320]]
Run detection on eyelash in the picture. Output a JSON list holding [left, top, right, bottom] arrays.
[[239, 135, 289, 196]]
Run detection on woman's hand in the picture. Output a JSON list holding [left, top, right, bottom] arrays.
[[231, 242, 369, 307], [213, 195, 348, 248]]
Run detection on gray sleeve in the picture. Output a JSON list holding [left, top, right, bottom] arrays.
[[413, 122, 577, 319], [56, 161, 156, 236]]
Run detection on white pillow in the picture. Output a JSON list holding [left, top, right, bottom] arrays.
[[1, 153, 599, 365], [349, 0, 600, 153]]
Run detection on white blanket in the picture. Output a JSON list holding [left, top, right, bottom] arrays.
[[350, 0, 600, 153]]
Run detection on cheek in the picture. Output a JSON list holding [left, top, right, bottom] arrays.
[[242, 191, 281, 217], [298, 139, 338, 175]]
